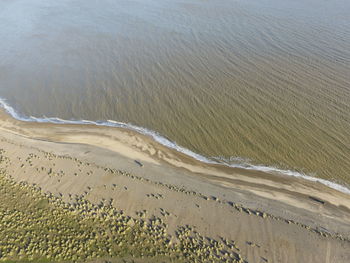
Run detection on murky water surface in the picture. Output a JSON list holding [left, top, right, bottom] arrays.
[[1, 0, 350, 184]]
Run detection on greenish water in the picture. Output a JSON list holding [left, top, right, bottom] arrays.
[[0, 0, 350, 185]]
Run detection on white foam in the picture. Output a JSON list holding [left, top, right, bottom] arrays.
[[0, 97, 349, 195]]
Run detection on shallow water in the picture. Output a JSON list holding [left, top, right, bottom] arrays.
[[1, 0, 350, 185]]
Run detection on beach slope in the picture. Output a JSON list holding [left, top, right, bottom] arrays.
[[0, 109, 349, 262]]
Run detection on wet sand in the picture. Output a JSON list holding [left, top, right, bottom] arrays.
[[0, 109, 349, 262]]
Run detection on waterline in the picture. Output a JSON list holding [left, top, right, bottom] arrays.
[[0, 97, 349, 195]]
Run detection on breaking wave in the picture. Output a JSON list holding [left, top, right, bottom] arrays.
[[0, 97, 349, 195]]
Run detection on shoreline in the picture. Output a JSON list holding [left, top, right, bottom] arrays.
[[0, 97, 349, 195], [0, 102, 349, 261]]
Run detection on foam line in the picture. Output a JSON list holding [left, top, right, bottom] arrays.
[[0, 97, 349, 194]]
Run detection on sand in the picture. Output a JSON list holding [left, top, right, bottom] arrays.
[[0, 108, 349, 263]]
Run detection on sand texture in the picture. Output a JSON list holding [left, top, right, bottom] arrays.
[[0, 109, 349, 263]]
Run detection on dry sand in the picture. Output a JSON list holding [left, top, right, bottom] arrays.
[[0, 109, 349, 263]]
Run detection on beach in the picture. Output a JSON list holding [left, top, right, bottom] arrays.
[[0, 108, 349, 262]]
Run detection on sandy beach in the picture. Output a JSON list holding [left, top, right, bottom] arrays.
[[0, 108, 349, 262]]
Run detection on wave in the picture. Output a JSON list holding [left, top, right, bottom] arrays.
[[0, 97, 349, 195]]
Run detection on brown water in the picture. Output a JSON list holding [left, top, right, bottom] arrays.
[[1, 0, 350, 185]]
